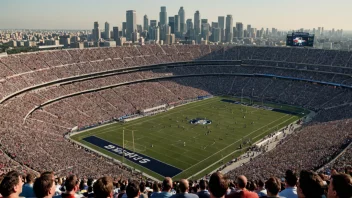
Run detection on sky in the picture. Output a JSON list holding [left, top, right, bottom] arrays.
[[0, 0, 351, 31]]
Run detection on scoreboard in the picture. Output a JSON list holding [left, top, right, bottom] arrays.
[[286, 32, 314, 47]]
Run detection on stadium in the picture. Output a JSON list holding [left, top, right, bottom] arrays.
[[0, 45, 351, 185]]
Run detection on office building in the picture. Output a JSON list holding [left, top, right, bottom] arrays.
[[236, 22, 244, 38], [174, 15, 180, 34], [225, 15, 233, 42], [93, 21, 100, 41], [150, 20, 157, 27], [143, 15, 149, 31], [122, 22, 127, 37], [218, 16, 225, 42], [212, 27, 221, 42], [201, 19, 209, 41], [178, 7, 186, 34], [160, 25, 171, 42], [194, 11, 201, 35], [137, 25, 143, 33], [165, 34, 175, 45], [186, 19, 193, 31], [104, 22, 110, 39], [169, 17, 175, 33], [126, 10, 137, 41], [247, 24, 251, 37], [113, 27, 119, 41], [149, 26, 160, 42], [160, 6, 167, 26]]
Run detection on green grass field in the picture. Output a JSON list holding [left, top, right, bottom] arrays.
[[71, 96, 306, 180]]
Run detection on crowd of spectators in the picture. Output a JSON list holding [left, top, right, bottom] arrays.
[[1, 170, 351, 198], [0, 45, 351, 184], [226, 119, 352, 181]]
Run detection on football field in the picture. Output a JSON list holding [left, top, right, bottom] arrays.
[[71, 96, 306, 180]]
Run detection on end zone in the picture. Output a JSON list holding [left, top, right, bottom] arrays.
[[82, 136, 183, 177]]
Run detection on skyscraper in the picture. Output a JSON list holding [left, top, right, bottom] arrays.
[[126, 10, 137, 41], [212, 27, 221, 42], [150, 20, 157, 27], [201, 19, 209, 40], [169, 17, 175, 33], [212, 22, 219, 28], [178, 7, 186, 34], [93, 21, 100, 41], [160, 25, 171, 42], [174, 15, 180, 34], [113, 27, 119, 41], [194, 11, 201, 36], [218, 16, 225, 42], [137, 25, 142, 33], [211, 22, 220, 42], [148, 25, 160, 42], [186, 19, 195, 41], [122, 22, 127, 37], [143, 15, 149, 31], [247, 24, 251, 37], [105, 22, 110, 39], [160, 7, 167, 26], [236, 22, 244, 38], [225, 15, 233, 42]]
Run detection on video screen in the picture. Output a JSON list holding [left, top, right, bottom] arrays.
[[292, 37, 308, 46], [286, 32, 314, 47]]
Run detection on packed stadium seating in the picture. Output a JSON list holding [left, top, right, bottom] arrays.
[[0, 45, 351, 181]]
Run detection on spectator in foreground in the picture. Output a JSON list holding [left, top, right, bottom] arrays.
[[208, 172, 228, 198], [150, 181, 161, 197], [126, 180, 140, 198], [264, 177, 281, 198], [20, 173, 36, 198], [327, 173, 352, 198], [0, 171, 23, 198], [226, 175, 258, 198], [279, 170, 298, 198], [139, 182, 148, 198], [170, 179, 198, 198], [197, 180, 210, 198], [345, 165, 352, 177], [56, 175, 81, 198], [297, 170, 324, 198], [93, 176, 113, 198], [117, 184, 126, 198], [33, 173, 57, 198], [150, 177, 173, 198], [255, 180, 267, 197]]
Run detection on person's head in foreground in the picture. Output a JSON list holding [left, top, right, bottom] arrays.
[[93, 176, 114, 198], [0, 171, 23, 198], [126, 180, 140, 198], [265, 177, 281, 197], [162, 177, 173, 192], [208, 172, 228, 198], [33, 173, 57, 198], [327, 173, 352, 198], [297, 170, 324, 198], [179, 179, 190, 193]]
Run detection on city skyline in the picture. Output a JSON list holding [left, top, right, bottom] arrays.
[[1, 0, 351, 31]]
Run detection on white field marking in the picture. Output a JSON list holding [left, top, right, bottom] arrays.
[[173, 113, 290, 178]]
